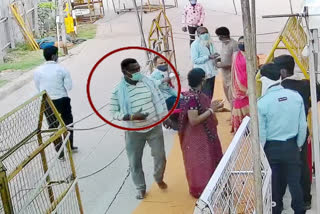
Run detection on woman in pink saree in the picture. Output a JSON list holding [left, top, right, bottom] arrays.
[[178, 68, 223, 198], [231, 36, 250, 132]]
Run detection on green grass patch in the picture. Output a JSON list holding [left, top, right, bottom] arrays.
[[77, 24, 97, 40], [0, 43, 44, 72], [0, 23, 97, 72]]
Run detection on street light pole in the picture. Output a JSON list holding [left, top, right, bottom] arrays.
[[58, 0, 68, 55], [251, 0, 257, 69], [240, 0, 263, 213], [132, 0, 150, 66]]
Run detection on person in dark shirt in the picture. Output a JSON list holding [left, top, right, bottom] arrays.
[[274, 54, 320, 210]]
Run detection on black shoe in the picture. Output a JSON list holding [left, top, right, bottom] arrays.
[[58, 151, 65, 159], [58, 156, 65, 161], [136, 190, 146, 200], [304, 201, 312, 210], [157, 181, 168, 189]]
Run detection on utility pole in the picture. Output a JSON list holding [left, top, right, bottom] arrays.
[[58, 0, 68, 55], [240, 0, 263, 213], [251, 0, 257, 69], [308, 27, 320, 214], [305, 6, 320, 210], [34, 0, 40, 38], [132, 0, 150, 69]]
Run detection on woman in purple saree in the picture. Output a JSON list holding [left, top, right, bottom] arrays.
[[178, 68, 223, 198]]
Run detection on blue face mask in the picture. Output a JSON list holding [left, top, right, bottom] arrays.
[[157, 64, 168, 72], [238, 43, 245, 51], [128, 72, 143, 81], [199, 33, 210, 41]]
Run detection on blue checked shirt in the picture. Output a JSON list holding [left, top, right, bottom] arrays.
[[258, 85, 307, 148]]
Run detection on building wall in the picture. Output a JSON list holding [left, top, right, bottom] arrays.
[[0, 0, 39, 62]]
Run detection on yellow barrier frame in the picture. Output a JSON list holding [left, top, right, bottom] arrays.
[[148, 10, 177, 70], [256, 17, 309, 97], [0, 92, 83, 214], [10, 3, 39, 51]]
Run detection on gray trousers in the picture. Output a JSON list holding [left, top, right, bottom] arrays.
[[125, 125, 166, 191]]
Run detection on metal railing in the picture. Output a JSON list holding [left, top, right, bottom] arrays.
[[194, 117, 272, 214]]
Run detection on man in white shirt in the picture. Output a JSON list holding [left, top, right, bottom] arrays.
[[34, 46, 78, 158], [191, 27, 219, 100], [182, 0, 205, 45], [215, 27, 239, 107]]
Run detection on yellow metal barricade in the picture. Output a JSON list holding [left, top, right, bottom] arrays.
[[148, 10, 177, 70], [256, 17, 309, 97], [0, 92, 83, 214]]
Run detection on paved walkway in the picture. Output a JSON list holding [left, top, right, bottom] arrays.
[[0, 0, 318, 213]]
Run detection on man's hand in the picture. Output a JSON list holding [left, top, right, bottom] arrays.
[[182, 27, 187, 32], [209, 55, 215, 60], [213, 53, 220, 57], [215, 61, 222, 68], [209, 55, 217, 60], [162, 77, 171, 83], [132, 108, 149, 120]]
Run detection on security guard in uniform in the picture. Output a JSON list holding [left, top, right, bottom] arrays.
[[258, 63, 307, 214]]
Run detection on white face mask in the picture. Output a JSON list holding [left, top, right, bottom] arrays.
[[260, 76, 281, 96]]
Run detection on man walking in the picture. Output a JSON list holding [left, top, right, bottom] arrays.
[[182, 0, 205, 45], [275, 54, 320, 210], [215, 27, 238, 108], [258, 67, 307, 214], [191, 27, 219, 100], [34, 46, 78, 157], [110, 58, 168, 200]]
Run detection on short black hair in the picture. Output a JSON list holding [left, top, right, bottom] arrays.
[[196, 26, 208, 35], [215, 27, 230, 36], [43, 46, 58, 61], [121, 58, 137, 72], [238, 36, 244, 41], [273, 55, 295, 74], [260, 63, 281, 81], [188, 68, 205, 88], [153, 55, 161, 64]]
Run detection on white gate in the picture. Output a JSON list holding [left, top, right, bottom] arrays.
[[194, 117, 272, 214]]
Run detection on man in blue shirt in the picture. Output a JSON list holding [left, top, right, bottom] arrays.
[[258, 63, 307, 214], [151, 56, 179, 110], [191, 27, 219, 100], [276, 55, 320, 210], [34, 46, 78, 159]]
